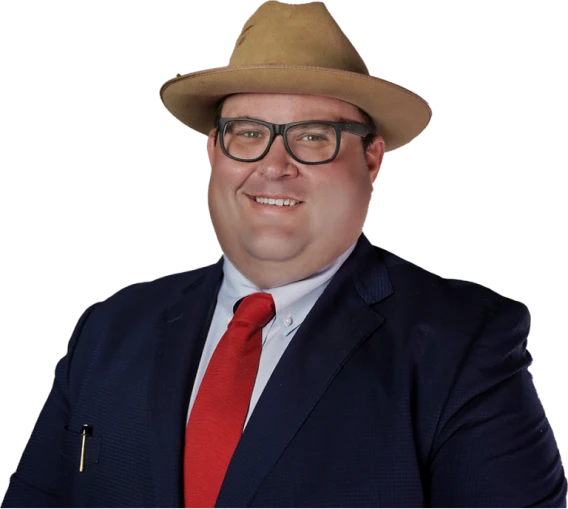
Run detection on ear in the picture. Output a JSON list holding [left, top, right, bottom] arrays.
[[365, 135, 385, 185], [207, 128, 218, 166]]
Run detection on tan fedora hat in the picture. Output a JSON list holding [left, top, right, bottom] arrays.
[[160, 1, 431, 152]]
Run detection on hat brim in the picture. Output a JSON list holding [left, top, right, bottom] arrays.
[[160, 65, 431, 152]]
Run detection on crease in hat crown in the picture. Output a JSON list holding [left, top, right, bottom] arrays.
[[228, 1, 369, 74], [160, 0, 432, 152]]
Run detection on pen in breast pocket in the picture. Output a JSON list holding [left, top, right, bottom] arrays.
[[79, 424, 93, 473]]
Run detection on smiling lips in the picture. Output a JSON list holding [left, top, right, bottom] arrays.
[[247, 194, 302, 203], [247, 195, 303, 212], [246, 194, 304, 208]]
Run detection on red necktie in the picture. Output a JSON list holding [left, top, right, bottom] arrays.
[[183, 292, 276, 508]]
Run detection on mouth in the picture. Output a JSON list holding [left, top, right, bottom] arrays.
[[244, 193, 304, 209], [245, 194, 304, 212]]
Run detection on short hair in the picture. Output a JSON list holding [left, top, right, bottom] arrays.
[[213, 96, 378, 152]]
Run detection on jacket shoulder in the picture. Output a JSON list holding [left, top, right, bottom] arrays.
[[375, 245, 529, 330], [96, 262, 217, 314]]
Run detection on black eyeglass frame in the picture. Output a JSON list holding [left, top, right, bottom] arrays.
[[217, 117, 372, 165]]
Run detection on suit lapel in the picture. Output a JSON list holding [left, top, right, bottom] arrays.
[[216, 234, 394, 507], [147, 258, 224, 508]]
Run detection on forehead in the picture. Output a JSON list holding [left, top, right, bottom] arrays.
[[221, 93, 364, 123]]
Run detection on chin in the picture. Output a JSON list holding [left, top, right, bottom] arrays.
[[243, 233, 304, 263]]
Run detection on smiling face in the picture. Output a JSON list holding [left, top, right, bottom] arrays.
[[207, 93, 385, 289]]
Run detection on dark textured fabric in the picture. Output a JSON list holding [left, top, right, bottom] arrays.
[[2, 233, 567, 507]]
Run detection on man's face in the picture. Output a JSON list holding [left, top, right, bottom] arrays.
[[207, 93, 384, 286]]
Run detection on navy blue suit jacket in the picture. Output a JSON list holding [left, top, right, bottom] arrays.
[[3, 234, 567, 507]]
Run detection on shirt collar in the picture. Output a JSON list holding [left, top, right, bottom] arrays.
[[219, 240, 358, 337]]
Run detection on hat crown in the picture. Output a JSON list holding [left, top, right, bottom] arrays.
[[228, 1, 369, 75]]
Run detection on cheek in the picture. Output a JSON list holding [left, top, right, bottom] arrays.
[[208, 173, 221, 214], [209, 163, 246, 199], [313, 170, 372, 220], [208, 166, 233, 222]]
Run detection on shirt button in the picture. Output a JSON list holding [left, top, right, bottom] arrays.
[[283, 316, 293, 327]]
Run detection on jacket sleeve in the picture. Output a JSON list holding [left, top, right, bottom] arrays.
[[429, 299, 567, 507], [1, 303, 100, 508]]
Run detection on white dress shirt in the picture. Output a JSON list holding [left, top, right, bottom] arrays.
[[186, 240, 358, 431]]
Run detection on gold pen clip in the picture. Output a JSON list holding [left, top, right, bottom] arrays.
[[79, 424, 93, 473]]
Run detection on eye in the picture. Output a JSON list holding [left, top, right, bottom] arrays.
[[239, 130, 263, 138], [300, 134, 326, 142]]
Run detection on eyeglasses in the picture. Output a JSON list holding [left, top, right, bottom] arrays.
[[217, 117, 372, 165]]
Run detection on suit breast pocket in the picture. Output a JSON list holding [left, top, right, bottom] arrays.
[[61, 425, 102, 466], [59, 425, 103, 505]]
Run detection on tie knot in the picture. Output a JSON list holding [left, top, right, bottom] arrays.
[[233, 292, 275, 328]]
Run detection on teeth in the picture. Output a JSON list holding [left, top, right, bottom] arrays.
[[254, 196, 300, 206]]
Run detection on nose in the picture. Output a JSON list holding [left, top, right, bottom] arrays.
[[265, 134, 290, 157], [256, 135, 299, 179]]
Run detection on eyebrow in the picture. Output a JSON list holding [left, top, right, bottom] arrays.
[[228, 115, 361, 123]]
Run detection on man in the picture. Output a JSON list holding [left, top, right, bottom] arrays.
[[3, 1, 567, 507]]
